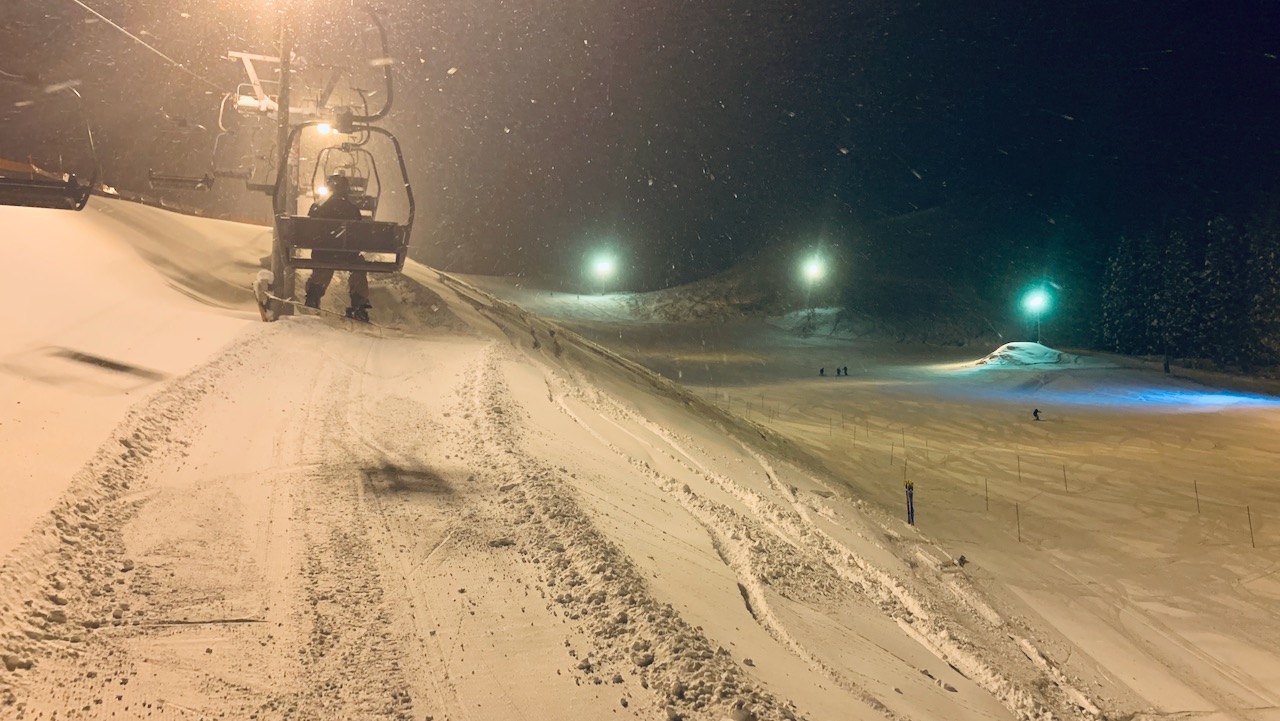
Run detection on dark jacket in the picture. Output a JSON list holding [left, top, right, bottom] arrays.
[[308, 194, 363, 221]]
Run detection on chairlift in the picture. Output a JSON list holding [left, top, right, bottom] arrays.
[[308, 144, 380, 218], [274, 121, 414, 274], [149, 97, 259, 192], [0, 171, 95, 212], [148, 169, 216, 191], [272, 10, 412, 274], [0, 82, 99, 211], [146, 140, 254, 191]]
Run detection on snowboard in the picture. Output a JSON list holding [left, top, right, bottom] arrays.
[[251, 269, 382, 328]]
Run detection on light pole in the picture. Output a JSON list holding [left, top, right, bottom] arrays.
[[1022, 287, 1051, 344]]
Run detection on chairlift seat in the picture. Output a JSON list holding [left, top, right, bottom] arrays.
[[276, 214, 408, 273], [148, 170, 214, 191], [0, 175, 92, 211], [212, 167, 253, 181]]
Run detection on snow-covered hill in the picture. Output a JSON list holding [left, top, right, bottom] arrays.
[[3, 199, 1279, 721]]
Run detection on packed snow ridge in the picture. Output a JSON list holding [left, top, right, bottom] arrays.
[[972, 342, 1081, 368]]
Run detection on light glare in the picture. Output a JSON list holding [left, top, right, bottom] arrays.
[[1023, 288, 1051, 315], [592, 255, 616, 280], [316, 122, 333, 135], [802, 257, 825, 282]]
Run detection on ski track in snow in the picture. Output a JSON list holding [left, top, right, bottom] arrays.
[[540, 364, 1105, 721], [451, 344, 802, 720], [2, 264, 1105, 720]]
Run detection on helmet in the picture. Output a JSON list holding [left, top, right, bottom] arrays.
[[325, 174, 351, 196]]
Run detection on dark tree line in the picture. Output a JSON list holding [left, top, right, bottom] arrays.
[[1101, 200, 1280, 372]]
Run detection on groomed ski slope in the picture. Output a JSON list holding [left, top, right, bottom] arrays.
[[0, 197, 1273, 721], [472, 278, 1280, 721]]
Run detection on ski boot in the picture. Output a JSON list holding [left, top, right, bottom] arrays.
[[345, 303, 371, 323]]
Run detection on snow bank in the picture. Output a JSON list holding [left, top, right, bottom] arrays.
[[972, 342, 1081, 368]]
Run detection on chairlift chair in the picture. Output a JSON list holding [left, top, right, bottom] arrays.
[[309, 144, 380, 218], [0, 82, 99, 211], [148, 169, 215, 191], [0, 171, 94, 211], [148, 96, 261, 191], [274, 121, 414, 274]]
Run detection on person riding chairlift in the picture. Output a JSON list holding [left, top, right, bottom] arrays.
[[305, 174, 371, 321]]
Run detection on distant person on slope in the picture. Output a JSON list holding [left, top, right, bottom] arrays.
[[1033, 408, 1041, 421], [305, 174, 371, 321]]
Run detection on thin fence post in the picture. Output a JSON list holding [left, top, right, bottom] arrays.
[[985, 478, 989, 512], [1062, 464, 1068, 493], [1194, 480, 1201, 514], [1017, 455, 1022, 484], [1016, 503, 1021, 542], [889, 442, 895, 466], [1248, 505, 1256, 549]]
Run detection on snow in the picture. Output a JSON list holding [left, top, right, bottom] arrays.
[[969, 342, 1081, 368], [2, 202, 1278, 721]]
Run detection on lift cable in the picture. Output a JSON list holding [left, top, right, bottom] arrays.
[[66, 0, 223, 93]]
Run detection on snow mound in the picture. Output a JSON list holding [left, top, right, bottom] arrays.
[[973, 342, 1080, 367]]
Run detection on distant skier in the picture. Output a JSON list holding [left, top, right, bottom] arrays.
[[820, 368, 825, 376], [904, 479, 915, 525], [305, 174, 371, 321], [1033, 408, 1041, 421]]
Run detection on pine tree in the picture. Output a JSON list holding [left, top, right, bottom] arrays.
[[1153, 226, 1194, 370], [1194, 217, 1250, 370], [1101, 234, 1153, 353], [1243, 199, 1280, 368]]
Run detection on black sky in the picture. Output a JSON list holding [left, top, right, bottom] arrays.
[[2, 0, 1278, 291]]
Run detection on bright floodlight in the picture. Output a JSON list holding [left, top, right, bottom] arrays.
[[316, 122, 333, 135], [1023, 288, 1051, 315], [592, 255, 616, 281], [315, 185, 330, 197], [802, 256, 825, 283]]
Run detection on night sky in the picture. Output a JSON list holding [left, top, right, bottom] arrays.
[[2, 0, 1278, 293]]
